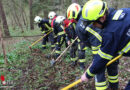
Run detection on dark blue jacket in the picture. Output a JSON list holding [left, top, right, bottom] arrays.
[[75, 18, 88, 42], [86, 8, 130, 79], [76, 17, 103, 53], [38, 19, 51, 32], [65, 22, 77, 41], [51, 19, 65, 36]]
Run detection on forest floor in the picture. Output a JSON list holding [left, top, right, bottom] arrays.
[[0, 36, 130, 90]]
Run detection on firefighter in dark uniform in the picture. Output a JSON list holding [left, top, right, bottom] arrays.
[[64, 18, 78, 66], [77, 19, 107, 90], [77, 8, 116, 90], [75, 18, 90, 69], [66, 3, 88, 69], [67, 3, 117, 89], [34, 16, 55, 50], [48, 12, 66, 58], [81, 1, 130, 90]]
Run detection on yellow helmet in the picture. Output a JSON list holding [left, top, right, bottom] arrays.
[[82, 0, 108, 21], [67, 3, 81, 20]]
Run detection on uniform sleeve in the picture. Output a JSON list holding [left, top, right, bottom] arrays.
[[38, 23, 44, 32], [65, 27, 71, 41], [43, 19, 51, 26], [86, 32, 120, 79], [55, 23, 65, 36], [65, 23, 75, 41], [41, 19, 49, 23], [41, 19, 51, 29]]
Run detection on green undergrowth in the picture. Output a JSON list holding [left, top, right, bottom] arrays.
[[9, 26, 41, 36], [0, 35, 129, 89], [0, 38, 94, 89]]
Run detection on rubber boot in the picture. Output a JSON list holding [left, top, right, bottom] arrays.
[[42, 47, 46, 50], [70, 61, 77, 67], [79, 62, 85, 70]]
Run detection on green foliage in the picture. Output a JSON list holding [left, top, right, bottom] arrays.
[[9, 26, 41, 36], [0, 36, 129, 89]]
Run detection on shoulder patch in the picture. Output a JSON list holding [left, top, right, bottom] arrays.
[[127, 28, 130, 37], [80, 21, 85, 29], [112, 10, 126, 20]]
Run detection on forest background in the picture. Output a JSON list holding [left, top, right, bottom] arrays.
[[0, 0, 130, 89]]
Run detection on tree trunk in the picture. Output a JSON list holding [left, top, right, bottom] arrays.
[[11, 11, 19, 28], [0, 21, 8, 66], [11, 0, 24, 33], [6, 0, 17, 30], [13, 7, 24, 33], [114, 0, 118, 9], [19, 1, 28, 29], [72, 0, 78, 3], [44, 10, 48, 18], [23, 9, 28, 29], [0, 0, 10, 37], [9, 14, 16, 30], [29, 0, 34, 30]]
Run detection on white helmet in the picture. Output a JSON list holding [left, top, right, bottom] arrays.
[[55, 16, 65, 24], [48, 11, 56, 20], [34, 16, 42, 23]]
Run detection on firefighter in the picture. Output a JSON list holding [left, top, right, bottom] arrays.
[[55, 16, 68, 48], [34, 16, 55, 50], [69, 3, 110, 89], [66, 3, 88, 69], [68, 2, 119, 90], [55, 15, 79, 65], [81, 0, 130, 90], [66, 3, 80, 66], [64, 18, 78, 67], [78, 8, 117, 90], [48, 12, 66, 59]]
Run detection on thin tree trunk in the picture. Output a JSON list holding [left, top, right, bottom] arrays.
[[19, 1, 27, 29], [44, 10, 48, 18], [9, 14, 16, 30], [29, 0, 34, 30], [21, 9, 27, 28], [114, 0, 118, 9], [11, 0, 24, 33], [0, 22, 8, 66], [0, 0, 10, 37], [23, 9, 28, 29], [11, 11, 19, 28], [13, 8, 24, 33], [6, 1, 17, 29]]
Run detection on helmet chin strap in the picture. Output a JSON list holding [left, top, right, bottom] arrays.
[[95, 9, 108, 28], [95, 19, 107, 29], [96, 10, 108, 28]]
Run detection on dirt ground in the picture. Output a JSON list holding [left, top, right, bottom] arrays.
[[7, 49, 130, 90], [0, 38, 130, 90]]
